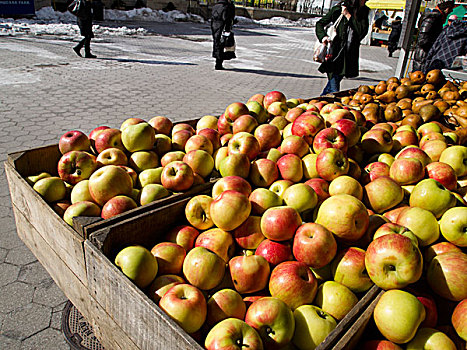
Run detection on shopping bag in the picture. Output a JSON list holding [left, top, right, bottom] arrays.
[[313, 41, 328, 63], [68, 0, 85, 17], [221, 31, 236, 60]]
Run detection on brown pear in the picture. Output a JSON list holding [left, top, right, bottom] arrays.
[[384, 105, 403, 122], [443, 90, 460, 101], [402, 109, 413, 117], [375, 82, 387, 95], [401, 114, 424, 129], [418, 104, 441, 122], [358, 85, 372, 94], [353, 92, 363, 101], [349, 99, 361, 108], [341, 96, 352, 105], [456, 101, 467, 108], [360, 94, 374, 104], [376, 91, 397, 103], [442, 81, 457, 90], [425, 69, 445, 86], [433, 100, 450, 113], [409, 71, 426, 84], [397, 98, 413, 110], [387, 76, 399, 85], [426, 91, 439, 100], [395, 85, 411, 99], [421, 84, 436, 94], [387, 83, 399, 92], [400, 77, 412, 85], [412, 99, 434, 114]]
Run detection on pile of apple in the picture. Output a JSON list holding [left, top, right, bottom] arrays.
[[111, 71, 466, 350], [28, 115, 227, 225]]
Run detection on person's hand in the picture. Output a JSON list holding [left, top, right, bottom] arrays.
[[342, 6, 351, 20], [322, 36, 330, 44]]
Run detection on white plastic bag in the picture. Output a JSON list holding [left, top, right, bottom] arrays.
[[313, 41, 328, 63], [327, 13, 344, 41]]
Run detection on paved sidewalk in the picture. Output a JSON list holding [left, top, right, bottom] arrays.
[[0, 19, 398, 349]]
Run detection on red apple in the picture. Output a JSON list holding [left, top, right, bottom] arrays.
[[101, 195, 137, 219], [249, 158, 279, 188], [291, 114, 325, 145], [161, 161, 194, 192], [195, 227, 235, 263], [149, 116, 173, 135], [390, 158, 425, 185], [426, 162, 458, 191], [210, 190, 251, 231], [332, 118, 361, 148], [452, 299, 467, 341], [277, 154, 303, 183], [316, 148, 349, 182], [269, 261, 317, 310], [206, 289, 246, 327], [165, 225, 200, 251], [260, 206, 301, 241], [58, 151, 97, 185], [361, 128, 394, 154], [212, 176, 252, 199], [94, 128, 125, 154], [332, 247, 373, 293], [233, 216, 266, 250], [59, 130, 91, 154], [293, 222, 337, 269], [224, 102, 250, 124], [229, 255, 270, 294], [254, 124, 282, 152], [255, 239, 293, 266], [263, 90, 287, 110], [304, 178, 330, 203], [182, 247, 225, 290], [197, 128, 221, 152], [151, 242, 186, 275]]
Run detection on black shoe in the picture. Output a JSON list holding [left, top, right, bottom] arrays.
[[85, 52, 97, 59], [215, 65, 225, 70], [73, 46, 82, 57], [388, 52, 393, 57]]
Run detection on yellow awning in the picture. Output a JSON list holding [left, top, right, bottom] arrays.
[[366, 0, 406, 10]]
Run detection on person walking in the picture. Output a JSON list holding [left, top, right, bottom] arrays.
[[422, 19, 467, 73], [73, 0, 97, 58], [412, 0, 455, 72], [387, 16, 402, 57], [210, 0, 236, 70], [315, 0, 370, 95]]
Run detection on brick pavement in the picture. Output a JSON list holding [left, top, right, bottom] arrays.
[[0, 19, 398, 349]]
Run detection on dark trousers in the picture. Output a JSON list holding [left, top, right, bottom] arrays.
[[321, 74, 343, 96], [75, 36, 92, 54], [215, 58, 223, 68]]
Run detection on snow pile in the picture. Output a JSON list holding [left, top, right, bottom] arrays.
[[103, 8, 205, 23]]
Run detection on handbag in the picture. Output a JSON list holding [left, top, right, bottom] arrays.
[[68, 0, 85, 17], [327, 13, 344, 41], [221, 31, 236, 60]]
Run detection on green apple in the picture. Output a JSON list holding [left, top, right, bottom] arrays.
[[33, 176, 67, 203], [206, 289, 246, 327], [329, 175, 363, 200], [331, 247, 373, 293], [406, 327, 456, 350], [439, 145, 467, 178], [147, 274, 184, 303], [205, 318, 263, 350], [269, 179, 293, 199], [182, 246, 225, 290], [121, 122, 156, 152], [374, 289, 426, 344], [409, 179, 456, 218], [315, 194, 369, 243], [364, 176, 404, 214], [302, 153, 319, 180], [139, 184, 170, 206], [267, 148, 283, 163], [396, 207, 439, 247], [245, 296, 295, 349], [114, 245, 158, 288], [213, 146, 229, 171], [63, 201, 101, 226], [283, 183, 318, 214], [129, 150, 159, 173], [314, 281, 358, 321], [292, 305, 337, 350], [373, 223, 419, 247], [184, 194, 214, 230], [159, 283, 207, 334], [138, 167, 163, 188], [452, 299, 467, 341], [70, 179, 94, 204], [88, 165, 133, 206], [439, 206, 467, 247]]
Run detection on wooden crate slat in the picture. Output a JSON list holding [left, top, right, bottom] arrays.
[[85, 241, 203, 350]]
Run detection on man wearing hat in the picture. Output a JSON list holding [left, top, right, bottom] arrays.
[[412, 0, 456, 71]]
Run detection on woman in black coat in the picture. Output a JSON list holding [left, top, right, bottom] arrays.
[[211, 0, 236, 70], [388, 17, 402, 57], [315, 0, 370, 95], [73, 0, 96, 58]]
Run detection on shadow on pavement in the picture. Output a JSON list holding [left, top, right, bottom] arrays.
[[229, 67, 321, 79], [98, 57, 197, 65]]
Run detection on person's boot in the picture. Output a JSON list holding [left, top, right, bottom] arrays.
[[85, 52, 97, 58], [73, 42, 83, 57], [388, 52, 393, 57], [215, 59, 224, 70]]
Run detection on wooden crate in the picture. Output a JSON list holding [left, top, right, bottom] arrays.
[[86, 196, 382, 350], [4, 119, 216, 348]]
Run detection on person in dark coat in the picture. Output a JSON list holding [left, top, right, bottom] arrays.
[[422, 19, 467, 73], [211, 0, 236, 70], [388, 16, 402, 57], [315, 0, 370, 95], [412, 1, 455, 71], [73, 0, 96, 58]]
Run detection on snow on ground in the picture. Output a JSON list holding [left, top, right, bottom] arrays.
[[0, 6, 319, 37]]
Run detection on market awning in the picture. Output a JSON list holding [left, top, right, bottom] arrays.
[[366, 0, 406, 10]]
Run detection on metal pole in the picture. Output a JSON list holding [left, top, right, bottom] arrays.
[[395, 0, 423, 78]]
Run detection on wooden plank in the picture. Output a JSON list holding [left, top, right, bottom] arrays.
[[85, 240, 203, 350], [5, 161, 88, 284], [7, 143, 61, 177], [332, 288, 385, 350], [13, 207, 139, 350], [315, 285, 382, 350]]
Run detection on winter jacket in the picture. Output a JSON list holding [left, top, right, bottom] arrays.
[[77, 0, 94, 38], [413, 9, 446, 71], [388, 19, 402, 53], [422, 20, 467, 73], [211, 0, 235, 60], [315, 4, 370, 78]]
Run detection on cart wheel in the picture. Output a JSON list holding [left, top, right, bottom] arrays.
[[62, 301, 104, 350]]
